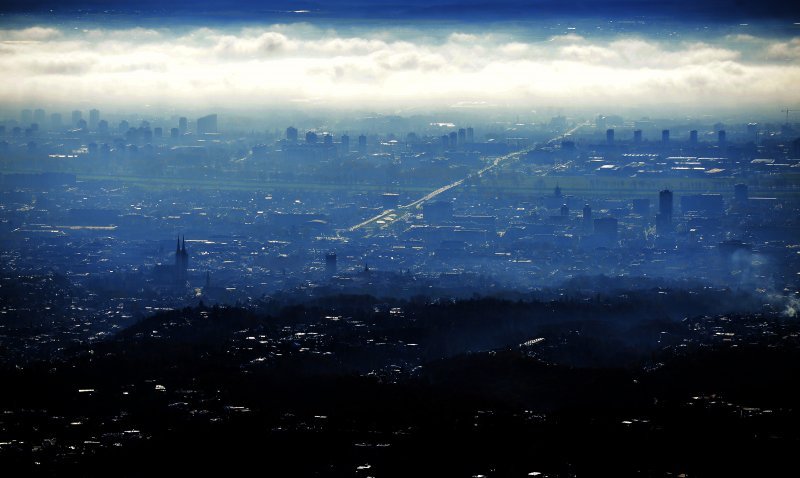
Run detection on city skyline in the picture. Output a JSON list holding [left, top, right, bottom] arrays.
[[2, 2, 799, 476]]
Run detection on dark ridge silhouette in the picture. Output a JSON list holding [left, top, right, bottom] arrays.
[[1, 293, 797, 476]]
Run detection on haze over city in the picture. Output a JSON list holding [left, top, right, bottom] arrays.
[[2, 1, 800, 477]]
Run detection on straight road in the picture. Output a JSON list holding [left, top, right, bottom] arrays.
[[348, 122, 586, 233]]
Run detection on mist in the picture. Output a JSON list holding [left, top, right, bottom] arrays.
[[2, 3, 800, 476]]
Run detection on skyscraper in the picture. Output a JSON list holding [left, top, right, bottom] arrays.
[[657, 189, 673, 234], [606, 128, 614, 144], [89, 109, 100, 130], [661, 129, 670, 143], [633, 129, 642, 143], [179, 117, 188, 135], [197, 114, 218, 134], [689, 130, 698, 144], [659, 189, 673, 219], [325, 252, 337, 276], [286, 126, 298, 142]]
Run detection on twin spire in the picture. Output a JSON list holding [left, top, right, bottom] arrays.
[[176, 235, 186, 252], [175, 235, 189, 284]]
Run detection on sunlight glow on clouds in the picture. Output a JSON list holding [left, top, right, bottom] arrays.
[[1, 24, 798, 111]]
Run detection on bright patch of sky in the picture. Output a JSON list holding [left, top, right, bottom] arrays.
[[1, 22, 798, 113]]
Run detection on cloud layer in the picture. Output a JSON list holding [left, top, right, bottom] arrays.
[[1, 24, 799, 112]]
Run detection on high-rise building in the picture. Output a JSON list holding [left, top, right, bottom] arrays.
[[323, 133, 333, 146], [71, 110, 82, 127], [179, 117, 188, 135], [286, 126, 298, 142], [633, 129, 642, 142], [358, 134, 367, 154], [89, 109, 100, 130], [582, 204, 593, 231], [657, 189, 673, 234], [21, 109, 33, 125], [606, 128, 614, 144], [689, 130, 698, 144], [306, 131, 318, 144], [466, 127, 474, 143], [153, 127, 163, 138], [98, 120, 109, 134], [718, 130, 726, 144], [170, 127, 179, 138], [449, 131, 457, 147], [659, 189, 673, 218], [661, 129, 670, 143], [458, 128, 466, 145], [340, 134, 350, 152], [196, 114, 218, 134], [325, 252, 337, 276]]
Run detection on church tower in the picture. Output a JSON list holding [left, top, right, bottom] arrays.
[[175, 236, 189, 285]]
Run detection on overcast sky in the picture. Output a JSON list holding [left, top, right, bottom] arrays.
[[1, 16, 799, 115]]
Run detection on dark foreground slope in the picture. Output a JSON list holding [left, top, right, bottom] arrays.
[[1, 294, 798, 477]]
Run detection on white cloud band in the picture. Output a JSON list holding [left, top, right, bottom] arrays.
[[1, 24, 798, 111]]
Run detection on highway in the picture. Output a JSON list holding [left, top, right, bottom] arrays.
[[347, 122, 586, 233]]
